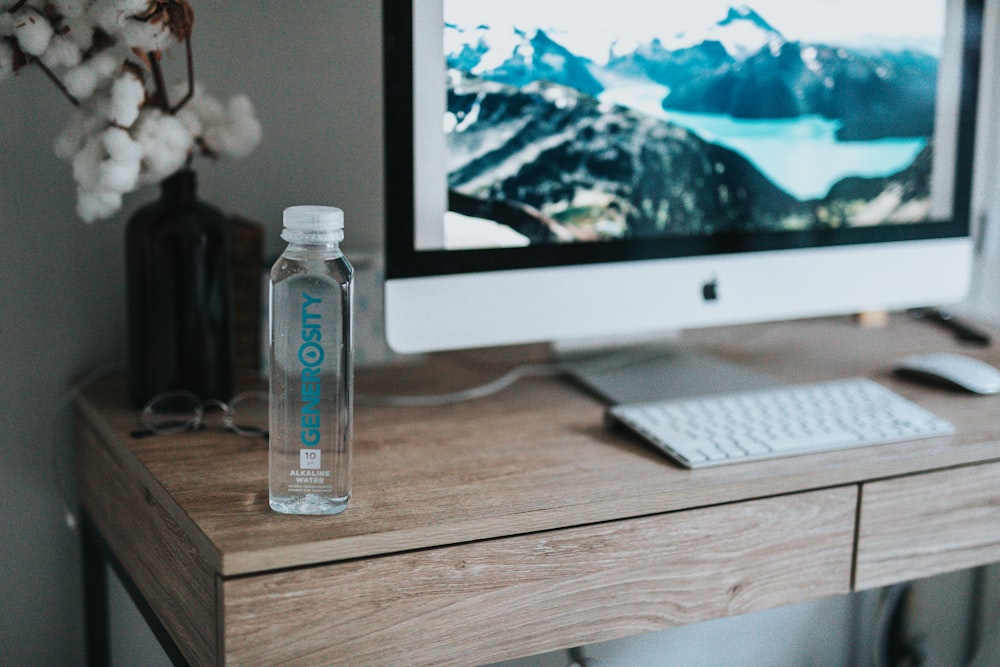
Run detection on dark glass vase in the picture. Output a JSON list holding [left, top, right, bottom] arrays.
[[126, 169, 234, 408]]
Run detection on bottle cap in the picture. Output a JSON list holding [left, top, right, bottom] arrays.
[[281, 206, 345, 243]]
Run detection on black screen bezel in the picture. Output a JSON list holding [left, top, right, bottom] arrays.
[[383, 0, 982, 280]]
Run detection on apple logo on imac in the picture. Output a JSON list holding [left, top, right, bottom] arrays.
[[702, 277, 719, 302]]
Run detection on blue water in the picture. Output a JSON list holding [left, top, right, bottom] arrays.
[[600, 84, 927, 201]]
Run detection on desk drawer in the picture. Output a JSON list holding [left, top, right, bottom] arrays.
[[855, 462, 1000, 590], [222, 487, 855, 667]]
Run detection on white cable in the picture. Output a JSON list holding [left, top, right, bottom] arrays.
[[356, 362, 564, 407], [354, 345, 687, 408], [52, 360, 127, 535]]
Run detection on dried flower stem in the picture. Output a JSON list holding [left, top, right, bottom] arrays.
[[33, 57, 80, 107], [146, 34, 194, 115], [169, 34, 194, 114], [148, 50, 170, 109]]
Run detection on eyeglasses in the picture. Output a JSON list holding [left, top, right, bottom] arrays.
[[132, 390, 268, 438]]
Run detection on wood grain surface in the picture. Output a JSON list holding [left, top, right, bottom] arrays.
[[77, 316, 1000, 576], [222, 488, 856, 666], [855, 461, 1000, 589]]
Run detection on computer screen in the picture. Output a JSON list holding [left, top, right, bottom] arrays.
[[383, 0, 983, 354]]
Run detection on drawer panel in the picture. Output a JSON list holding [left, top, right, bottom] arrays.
[[223, 487, 856, 667], [855, 462, 1000, 590]]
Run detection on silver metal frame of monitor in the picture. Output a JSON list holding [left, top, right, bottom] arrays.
[[383, 0, 982, 355]]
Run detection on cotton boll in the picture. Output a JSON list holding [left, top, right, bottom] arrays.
[[71, 127, 141, 222], [76, 187, 123, 223], [174, 87, 263, 160], [201, 95, 263, 159], [13, 10, 54, 56], [64, 53, 119, 100], [228, 96, 263, 156], [87, 0, 113, 27], [63, 64, 99, 99], [90, 53, 119, 80], [107, 73, 145, 127], [102, 126, 144, 164], [40, 34, 83, 69], [72, 134, 104, 191], [97, 154, 141, 193], [91, 0, 175, 53], [90, 0, 150, 36], [119, 19, 174, 53], [134, 109, 193, 183], [112, 0, 151, 14], [54, 107, 102, 159], [62, 15, 96, 52], [189, 90, 225, 123], [67, 128, 143, 220]]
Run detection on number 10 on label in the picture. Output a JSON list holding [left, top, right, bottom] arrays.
[[300, 449, 321, 469]]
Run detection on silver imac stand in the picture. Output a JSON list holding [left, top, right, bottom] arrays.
[[559, 343, 780, 405]]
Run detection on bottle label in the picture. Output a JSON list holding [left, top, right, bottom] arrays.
[[297, 292, 328, 486], [269, 272, 351, 513]]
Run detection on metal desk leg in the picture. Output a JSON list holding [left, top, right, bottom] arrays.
[[81, 513, 110, 667]]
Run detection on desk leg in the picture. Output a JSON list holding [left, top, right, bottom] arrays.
[[81, 513, 110, 667]]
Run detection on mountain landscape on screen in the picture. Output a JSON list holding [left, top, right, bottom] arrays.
[[443, 4, 941, 243]]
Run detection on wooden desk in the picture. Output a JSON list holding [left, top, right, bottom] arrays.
[[75, 315, 1000, 666]]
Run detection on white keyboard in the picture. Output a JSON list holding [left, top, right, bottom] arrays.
[[607, 378, 954, 468]]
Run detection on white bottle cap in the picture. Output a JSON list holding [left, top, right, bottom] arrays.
[[281, 206, 345, 244]]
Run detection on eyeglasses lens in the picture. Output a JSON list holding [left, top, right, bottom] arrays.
[[226, 391, 269, 437], [142, 392, 202, 434]]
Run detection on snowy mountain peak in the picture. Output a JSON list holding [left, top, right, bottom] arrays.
[[706, 5, 784, 59], [720, 5, 780, 34]]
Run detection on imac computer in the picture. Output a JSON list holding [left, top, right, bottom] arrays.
[[382, 0, 985, 396]]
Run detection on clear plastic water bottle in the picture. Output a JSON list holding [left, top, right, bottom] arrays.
[[269, 206, 353, 515]]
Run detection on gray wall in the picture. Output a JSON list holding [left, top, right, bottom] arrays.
[[1, 2, 996, 665]]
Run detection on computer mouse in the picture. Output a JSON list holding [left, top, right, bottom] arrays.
[[892, 353, 1000, 395]]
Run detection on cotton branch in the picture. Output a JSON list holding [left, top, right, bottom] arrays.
[[0, 9, 79, 106], [169, 33, 193, 113], [33, 56, 80, 106], [146, 49, 169, 108], [1, 0, 262, 222]]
